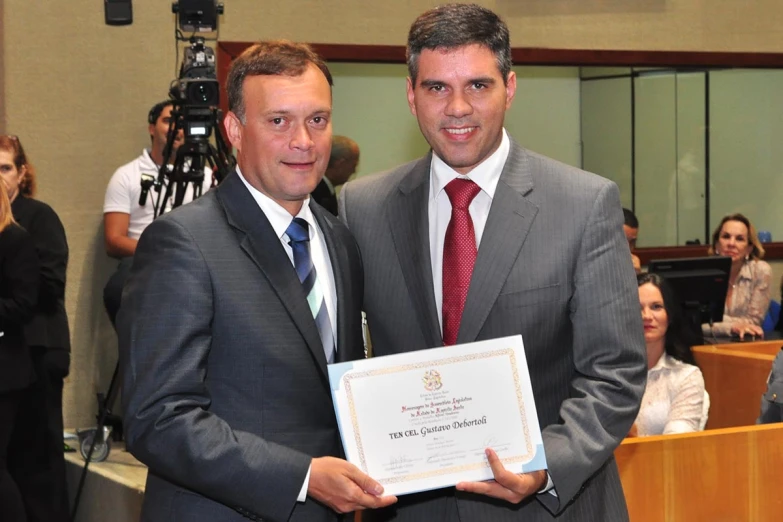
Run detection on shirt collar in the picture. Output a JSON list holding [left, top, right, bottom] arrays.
[[430, 128, 510, 202], [322, 176, 336, 194], [738, 259, 755, 282], [236, 166, 316, 240], [649, 353, 680, 374], [140, 149, 158, 171]]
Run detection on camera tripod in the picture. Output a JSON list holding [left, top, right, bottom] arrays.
[[146, 104, 235, 219], [70, 360, 122, 520]]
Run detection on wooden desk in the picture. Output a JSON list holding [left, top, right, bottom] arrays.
[[693, 344, 775, 429], [700, 339, 783, 357], [617, 423, 783, 522]]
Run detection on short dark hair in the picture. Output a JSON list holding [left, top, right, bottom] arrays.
[[407, 3, 512, 86], [148, 100, 174, 125], [328, 135, 359, 168], [637, 273, 700, 367], [227, 40, 333, 123], [623, 208, 639, 229]]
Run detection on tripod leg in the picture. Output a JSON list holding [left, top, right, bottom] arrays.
[[70, 360, 120, 521], [102, 362, 120, 419]]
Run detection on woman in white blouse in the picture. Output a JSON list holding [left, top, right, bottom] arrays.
[[631, 273, 707, 437]]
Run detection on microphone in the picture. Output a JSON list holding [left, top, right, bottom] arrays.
[[139, 173, 156, 206]]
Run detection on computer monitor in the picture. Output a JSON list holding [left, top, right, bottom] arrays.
[[647, 256, 732, 326]]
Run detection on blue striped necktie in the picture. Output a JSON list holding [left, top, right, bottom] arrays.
[[286, 218, 336, 363]]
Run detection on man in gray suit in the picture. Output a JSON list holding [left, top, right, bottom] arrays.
[[118, 41, 396, 521], [339, 4, 646, 521]]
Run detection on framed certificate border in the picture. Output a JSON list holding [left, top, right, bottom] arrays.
[[343, 348, 534, 485]]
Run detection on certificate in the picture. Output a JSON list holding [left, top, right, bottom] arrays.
[[328, 335, 546, 496]]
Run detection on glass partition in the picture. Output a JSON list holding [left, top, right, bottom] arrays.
[[582, 67, 783, 247], [325, 60, 782, 248]]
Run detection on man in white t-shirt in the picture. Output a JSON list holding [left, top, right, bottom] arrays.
[[102, 100, 211, 323], [104, 100, 215, 258]]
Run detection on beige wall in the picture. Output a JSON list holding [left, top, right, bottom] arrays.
[[2, 0, 783, 429], [219, 0, 783, 52]]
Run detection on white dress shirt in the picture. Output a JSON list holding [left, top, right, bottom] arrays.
[[237, 168, 338, 502], [237, 168, 338, 344], [429, 129, 510, 330]]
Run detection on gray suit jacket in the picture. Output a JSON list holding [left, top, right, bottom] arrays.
[[339, 141, 646, 522], [118, 171, 364, 522]]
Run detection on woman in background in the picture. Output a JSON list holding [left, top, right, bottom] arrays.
[[0, 180, 39, 521], [0, 134, 70, 521], [632, 273, 706, 436], [704, 213, 771, 339]]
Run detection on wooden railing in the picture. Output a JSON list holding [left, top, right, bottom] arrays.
[[693, 341, 780, 429], [617, 423, 783, 522]]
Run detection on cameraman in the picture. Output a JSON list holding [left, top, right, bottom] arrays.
[[102, 100, 212, 324]]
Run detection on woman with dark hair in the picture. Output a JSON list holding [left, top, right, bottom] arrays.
[[0, 180, 39, 521], [0, 134, 71, 521], [632, 273, 707, 436], [705, 213, 771, 339]]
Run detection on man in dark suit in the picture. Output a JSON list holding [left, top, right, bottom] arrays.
[[311, 136, 360, 215], [339, 4, 646, 521], [118, 41, 396, 522]]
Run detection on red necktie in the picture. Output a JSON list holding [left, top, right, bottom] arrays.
[[442, 178, 481, 346]]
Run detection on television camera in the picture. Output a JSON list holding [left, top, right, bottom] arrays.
[[139, 0, 235, 218]]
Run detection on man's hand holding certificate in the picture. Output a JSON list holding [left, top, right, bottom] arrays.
[[328, 335, 547, 496]]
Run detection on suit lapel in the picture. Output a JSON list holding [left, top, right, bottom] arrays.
[[217, 172, 329, 376], [388, 154, 443, 348], [310, 202, 353, 364], [458, 143, 539, 344]]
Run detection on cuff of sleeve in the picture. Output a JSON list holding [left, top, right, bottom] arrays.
[[663, 420, 697, 435], [297, 464, 311, 502], [537, 472, 557, 497]]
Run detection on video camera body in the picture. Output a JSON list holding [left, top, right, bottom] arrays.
[[172, 36, 219, 108]]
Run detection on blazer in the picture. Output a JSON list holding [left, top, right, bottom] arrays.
[[311, 178, 338, 216], [339, 141, 647, 522], [11, 196, 70, 367], [0, 223, 39, 392], [118, 171, 364, 522]]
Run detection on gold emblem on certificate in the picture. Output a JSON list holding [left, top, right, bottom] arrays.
[[422, 370, 443, 391]]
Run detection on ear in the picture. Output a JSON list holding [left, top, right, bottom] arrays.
[[224, 111, 243, 150], [505, 70, 517, 110], [406, 77, 417, 117]]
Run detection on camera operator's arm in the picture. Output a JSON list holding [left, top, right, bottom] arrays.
[[104, 212, 138, 258]]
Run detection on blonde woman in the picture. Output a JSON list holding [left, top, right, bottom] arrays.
[[704, 213, 772, 339], [0, 180, 39, 521]]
